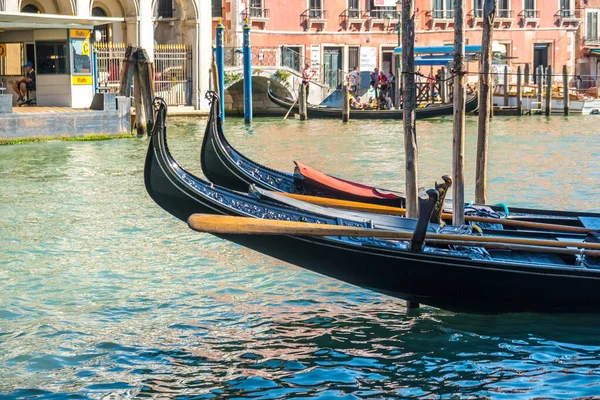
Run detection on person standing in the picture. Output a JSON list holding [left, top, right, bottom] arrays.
[[370, 67, 379, 98], [349, 66, 360, 95], [301, 62, 314, 99]]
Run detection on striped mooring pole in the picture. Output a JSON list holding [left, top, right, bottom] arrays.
[[216, 19, 225, 121], [243, 19, 253, 124]]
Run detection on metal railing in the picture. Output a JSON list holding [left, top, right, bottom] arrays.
[[369, 9, 400, 19], [341, 8, 367, 19], [430, 9, 455, 19], [556, 8, 581, 18], [301, 8, 328, 19], [472, 8, 513, 18], [95, 42, 193, 106], [242, 7, 270, 19], [520, 9, 540, 18]]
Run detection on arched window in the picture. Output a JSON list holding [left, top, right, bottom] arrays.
[[21, 4, 41, 13], [92, 7, 110, 43]]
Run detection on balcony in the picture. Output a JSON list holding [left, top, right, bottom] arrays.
[[556, 9, 581, 26], [428, 9, 454, 29], [368, 9, 401, 30], [301, 8, 328, 31], [242, 7, 270, 29], [519, 9, 539, 27], [470, 8, 513, 27], [339, 8, 368, 31]]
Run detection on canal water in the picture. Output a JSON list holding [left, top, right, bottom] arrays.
[[2, 114, 600, 398]]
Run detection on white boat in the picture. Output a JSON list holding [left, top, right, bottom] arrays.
[[493, 84, 600, 115]]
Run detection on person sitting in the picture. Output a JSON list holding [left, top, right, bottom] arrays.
[[12, 61, 36, 105]]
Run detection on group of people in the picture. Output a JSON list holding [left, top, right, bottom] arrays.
[[346, 66, 396, 110]]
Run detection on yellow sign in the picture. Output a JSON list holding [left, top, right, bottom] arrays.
[[0, 44, 5, 58], [82, 41, 90, 56], [72, 76, 93, 85], [70, 29, 91, 39]]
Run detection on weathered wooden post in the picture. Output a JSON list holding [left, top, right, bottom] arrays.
[[503, 65, 509, 106], [118, 46, 135, 98], [537, 66, 543, 107], [563, 65, 569, 115], [342, 79, 350, 122], [452, 0, 466, 226], [440, 67, 447, 103], [299, 84, 307, 120], [545, 66, 552, 116], [402, 0, 419, 310], [475, 0, 495, 205], [135, 48, 155, 134], [516, 65, 522, 115], [524, 63, 530, 85]]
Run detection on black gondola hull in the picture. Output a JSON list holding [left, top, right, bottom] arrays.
[[147, 99, 600, 314]]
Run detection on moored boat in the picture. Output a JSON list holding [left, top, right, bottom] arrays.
[[201, 92, 600, 227], [267, 87, 479, 119], [147, 96, 600, 314]]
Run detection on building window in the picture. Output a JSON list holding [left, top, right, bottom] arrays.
[[212, 0, 223, 18], [588, 11, 599, 40], [497, 0, 510, 17], [310, 0, 323, 18], [281, 46, 301, 72], [92, 7, 110, 43], [560, 0, 571, 16], [21, 4, 40, 13], [249, 0, 264, 17], [36, 42, 68, 74], [0, 43, 24, 75], [369, 0, 395, 18], [158, 0, 173, 18], [433, 0, 454, 18], [473, 0, 483, 17], [348, 0, 360, 17], [524, 0, 536, 17]]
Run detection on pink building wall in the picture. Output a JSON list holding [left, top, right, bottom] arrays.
[[216, 0, 585, 81]]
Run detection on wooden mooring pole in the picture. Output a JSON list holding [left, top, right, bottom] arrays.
[[537, 66, 543, 110], [516, 65, 522, 115], [342, 79, 350, 122], [475, 0, 494, 205], [440, 67, 447, 103], [452, 0, 466, 226], [545, 66, 552, 116], [402, 0, 419, 310], [525, 63, 530, 85], [563, 65, 569, 116], [503, 65, 508, 106], [299, 84, 307, 121]]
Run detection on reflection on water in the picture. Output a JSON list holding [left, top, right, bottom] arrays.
[[1, 115, 600, 398]]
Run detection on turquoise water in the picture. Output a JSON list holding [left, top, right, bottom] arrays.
[[2, 115, 600, 398]]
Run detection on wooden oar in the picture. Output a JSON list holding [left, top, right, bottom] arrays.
[[187, 214, 600, 255], [272, 192, 593, 234]]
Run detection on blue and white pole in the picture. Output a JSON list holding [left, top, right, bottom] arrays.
[[216, 19, 226, 121], [243, 19, 253, 125]]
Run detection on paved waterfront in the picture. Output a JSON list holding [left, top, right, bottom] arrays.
[[2, 115, 600, 398]]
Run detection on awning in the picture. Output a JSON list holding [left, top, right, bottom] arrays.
[[590, 49, 600, 56], [394, 45, 482, 54], [0, 11, 124, 30], [415, 56, 453, 66]]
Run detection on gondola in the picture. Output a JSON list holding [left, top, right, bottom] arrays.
[[267, 86, 479, 119], [146, 96, 600, 314], [201, 92, 600, 227]]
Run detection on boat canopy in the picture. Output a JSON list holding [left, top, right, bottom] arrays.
[[394, 45, 482, 54], [414, 56, 454, 66]]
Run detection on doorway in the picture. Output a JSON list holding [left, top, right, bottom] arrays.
[[533, 43, 549, 83], [323, 47, 342, 88]]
